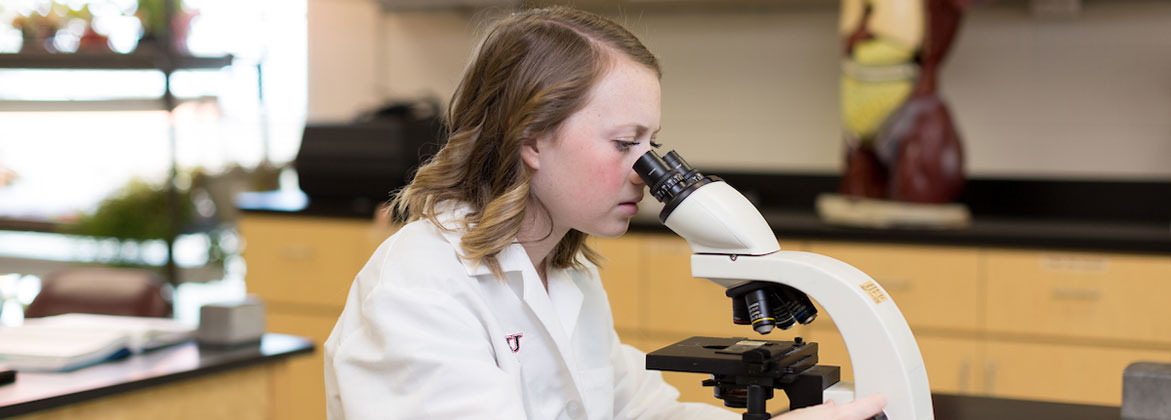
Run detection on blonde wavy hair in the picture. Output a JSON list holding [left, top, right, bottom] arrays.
[[391, 6, 661, 279]]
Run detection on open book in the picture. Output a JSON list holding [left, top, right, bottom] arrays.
[[0, 313, 195, 372]]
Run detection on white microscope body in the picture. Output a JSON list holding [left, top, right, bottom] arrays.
[[635, 151, 934, 419]]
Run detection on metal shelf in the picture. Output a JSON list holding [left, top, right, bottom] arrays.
[[0, 52, 232, 71], [0, 96, 219, 112], [0, 51, 241, 286]]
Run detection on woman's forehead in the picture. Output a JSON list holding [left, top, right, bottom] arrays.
[[577, 57, 661, 125]]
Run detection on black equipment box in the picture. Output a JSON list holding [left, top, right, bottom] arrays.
[[295, 116, 441, 205]]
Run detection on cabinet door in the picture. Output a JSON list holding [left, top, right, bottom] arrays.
[[806, 241, 982, 332], [803, 329, 983, 395], [239, 215, 387, 309], [985, 250, 1171, 344], [591, 234, 648, 333], [984, 341, 1171, 406], [267, 311, 344, 420]]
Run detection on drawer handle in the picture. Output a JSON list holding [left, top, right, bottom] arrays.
[[1050, 287, 1101, 301], [279, 244, 316, 261], [1041, 255, 1109, 272]]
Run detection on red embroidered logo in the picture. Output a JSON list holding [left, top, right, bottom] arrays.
[[505, 333, 523, 353]]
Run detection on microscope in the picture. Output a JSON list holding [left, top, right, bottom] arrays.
[[634, 150, 933, 420]]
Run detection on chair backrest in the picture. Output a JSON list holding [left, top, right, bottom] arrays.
[[24, 267, 171, 318]]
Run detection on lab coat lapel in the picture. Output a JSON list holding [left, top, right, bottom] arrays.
[[546, 267, 584, 340], [515, 251, 577, 364]]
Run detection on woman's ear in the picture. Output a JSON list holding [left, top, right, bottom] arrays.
[[520, 135, 543, 171]]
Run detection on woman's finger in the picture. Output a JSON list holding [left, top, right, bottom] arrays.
[[835, 393, 887, 420]]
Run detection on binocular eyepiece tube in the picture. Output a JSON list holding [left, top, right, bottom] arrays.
[[634, 150, 718, 222]]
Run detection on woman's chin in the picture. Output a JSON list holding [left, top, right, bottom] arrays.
[[586, 220, 631, 239]]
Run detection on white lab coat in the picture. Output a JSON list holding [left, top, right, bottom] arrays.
[[324, 203, 737, 420]]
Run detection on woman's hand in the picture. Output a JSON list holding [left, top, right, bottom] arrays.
[[775, 393, 887, 420]]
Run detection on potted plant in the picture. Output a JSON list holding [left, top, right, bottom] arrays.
[[68, 173, 228, 285], [135, 0, 198, 54]]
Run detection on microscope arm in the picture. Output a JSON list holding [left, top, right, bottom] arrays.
[[692, 251, 933, 420]]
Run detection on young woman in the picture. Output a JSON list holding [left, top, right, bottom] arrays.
[[324, 6, 886, 420]]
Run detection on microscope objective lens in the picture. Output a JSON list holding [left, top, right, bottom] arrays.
[[778, 286, 818, 325], [768, 292, 797, 330], [731, 296, 750, 325], [745, 289, 776, 334]]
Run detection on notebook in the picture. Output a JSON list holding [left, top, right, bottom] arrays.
[[0, 313, 195, 371]]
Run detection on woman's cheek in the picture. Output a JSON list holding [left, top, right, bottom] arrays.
[[594, 160, 626, 187]]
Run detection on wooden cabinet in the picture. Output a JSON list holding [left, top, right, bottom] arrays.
[[239, 214, 1171, 409], [238, 214, 395, 420]]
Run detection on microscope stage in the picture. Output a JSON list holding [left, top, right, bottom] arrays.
[[645, 336, 819, 377]]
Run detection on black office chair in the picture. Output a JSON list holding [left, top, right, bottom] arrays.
[[24, 267, 171, 318]]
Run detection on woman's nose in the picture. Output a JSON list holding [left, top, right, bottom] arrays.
[[629, 169, 645, 186]]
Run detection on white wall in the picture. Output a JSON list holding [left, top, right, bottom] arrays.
[[945, 1, 1171, 179], [307, 0, 381, 121], [307, 0, 1171, 179]]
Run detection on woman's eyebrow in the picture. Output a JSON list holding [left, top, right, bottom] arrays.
[[613, 124, 662, 137]]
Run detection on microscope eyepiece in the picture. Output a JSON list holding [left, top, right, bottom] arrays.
[[634, 150, 719, 223], [633, 152, 671, 187]]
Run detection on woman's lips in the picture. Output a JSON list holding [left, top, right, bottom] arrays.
[[618, 202, 639, 215]]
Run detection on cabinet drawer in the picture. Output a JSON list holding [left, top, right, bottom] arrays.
[[984, 341, 1171, 406], [806, 241, 982, 331], [240, 215, 389, 308], [985, 250, 1171, 343]]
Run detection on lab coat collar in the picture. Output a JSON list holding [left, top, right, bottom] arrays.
[[431, 202, 585, 354], [431, 202, 525, 277]]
